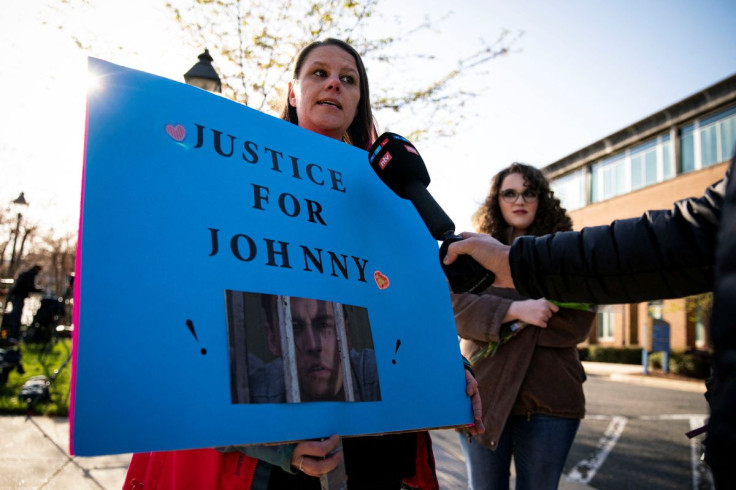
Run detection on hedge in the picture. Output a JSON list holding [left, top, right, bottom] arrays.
[[578, 346, 711, 379]]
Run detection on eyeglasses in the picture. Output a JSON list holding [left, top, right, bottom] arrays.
[[500, 189, 539, 203]]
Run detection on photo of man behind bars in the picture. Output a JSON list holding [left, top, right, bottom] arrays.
[[225, 291, 381, 404]]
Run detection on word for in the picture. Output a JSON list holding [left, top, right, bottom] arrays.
[[251, 184, 326, 226], [207, 228, 369, 283]]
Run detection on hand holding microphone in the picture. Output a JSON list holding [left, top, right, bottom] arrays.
[[367, 132, 494, 293], [442, 232, 515, 289]]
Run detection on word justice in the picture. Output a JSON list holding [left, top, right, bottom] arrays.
[[193, 124, 346, 193], [207, 228, 369, 283]]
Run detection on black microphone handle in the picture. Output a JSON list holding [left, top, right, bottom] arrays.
[[402, 180, 456, 240], [439, 235, 496, 293]]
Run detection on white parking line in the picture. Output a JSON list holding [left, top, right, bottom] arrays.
[[688, 416, 714, 490], [639, 413, 706, 420], [566, 413, 712, 489], [565, 415, 627, 484]]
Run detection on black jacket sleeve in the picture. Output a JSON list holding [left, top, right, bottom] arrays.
[[704, 156, 736, 482], [508, 175, 726, 304]]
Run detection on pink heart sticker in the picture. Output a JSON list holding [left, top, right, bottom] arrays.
[[165, 124, 186, 142], [374, 271, 390, 290]]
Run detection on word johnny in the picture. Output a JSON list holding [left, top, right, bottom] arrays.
[[193, 123, 370, 285]]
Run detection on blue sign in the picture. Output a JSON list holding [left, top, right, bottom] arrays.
[[651, 320, 670, 353], [71, 58, 470, 456]]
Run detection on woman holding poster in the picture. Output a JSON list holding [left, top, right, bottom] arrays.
[[239, 37, 420, 490], [450, 163, 595, 490], [236, 37, 453, 490], [125, 38, 482, 490]]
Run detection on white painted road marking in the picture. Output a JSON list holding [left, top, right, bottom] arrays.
[[566, 415, 628, 484], [565, 414, 712, 489], [688, 415, 714, 490]]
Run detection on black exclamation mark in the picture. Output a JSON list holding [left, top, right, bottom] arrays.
[[186, 319, 207, 355], [392, 339, 401, 364]]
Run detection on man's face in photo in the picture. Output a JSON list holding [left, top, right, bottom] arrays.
[[291, 298, 344, 401]]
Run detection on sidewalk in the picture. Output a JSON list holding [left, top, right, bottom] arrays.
[[582, 360, 706, 393], [0, 415, 131, 489], [0, 362, 705, 489]]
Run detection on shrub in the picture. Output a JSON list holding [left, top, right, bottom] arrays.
[[649, 350, 711, 379], [578, 346, 643, 365], [578, 346, 711, 379]]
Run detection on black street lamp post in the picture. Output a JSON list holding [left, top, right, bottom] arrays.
[[184, 49, 222, 93], [8, 192, 28, 277]]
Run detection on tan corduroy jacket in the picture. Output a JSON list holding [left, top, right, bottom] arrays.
[[451, 286, 595, 449]]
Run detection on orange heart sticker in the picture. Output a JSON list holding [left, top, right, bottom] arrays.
[[374, 271, 390, 290]]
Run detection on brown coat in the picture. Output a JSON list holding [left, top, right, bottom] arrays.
[[451, 287, 595, 449]]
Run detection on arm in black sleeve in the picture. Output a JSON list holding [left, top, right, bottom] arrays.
[[704, 155, 736, 480], [509, 175, 726, 304]]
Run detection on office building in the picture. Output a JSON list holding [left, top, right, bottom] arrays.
[[545, 74, 735, 352]]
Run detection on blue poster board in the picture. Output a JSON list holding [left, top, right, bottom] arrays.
[[71, 58, 470, 456]]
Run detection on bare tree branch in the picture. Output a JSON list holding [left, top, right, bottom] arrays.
[[167, 0, 522, 140]]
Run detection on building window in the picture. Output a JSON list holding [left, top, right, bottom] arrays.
[[592, 154, 626, 202], [591, 133, 673, 203], [551, 169, 586, 211], [597, 311, 615, 340], [662, 137, 674, 180], [701, 124, 719, 167], [695, 318, 706, 346], [648, 300, 664, 320], [680, 105, 736, 174], [723, 114, 736, 162], [553, 104, 734, 208], [630, 139, 658, 191], [681, 125, 695, 173]]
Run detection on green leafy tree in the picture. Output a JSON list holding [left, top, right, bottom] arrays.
[[167, 0, 521, 139]]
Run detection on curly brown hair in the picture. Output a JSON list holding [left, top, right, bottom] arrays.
[[473, 162, 572, 244]]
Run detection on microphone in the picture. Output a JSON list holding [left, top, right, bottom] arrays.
[[368, 132, 494, 293], [367, 133, 453, 240]]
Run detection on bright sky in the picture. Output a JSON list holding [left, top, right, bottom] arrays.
[[2, 0, 735, 238]]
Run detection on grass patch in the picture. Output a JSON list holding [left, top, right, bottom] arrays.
[[0, 339, 72, 415]]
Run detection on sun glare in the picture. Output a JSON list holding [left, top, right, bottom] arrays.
[[86, 70, 103, 94]]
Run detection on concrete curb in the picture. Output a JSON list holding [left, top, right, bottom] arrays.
[[583, 361, 706, 393], [608, 372, 706, 393]]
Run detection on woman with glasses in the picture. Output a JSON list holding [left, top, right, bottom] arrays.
[[450, 163, 595, 490]]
